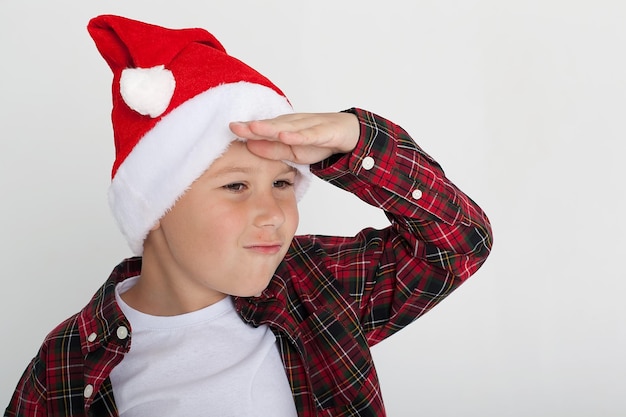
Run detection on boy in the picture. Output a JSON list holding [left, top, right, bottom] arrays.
[[5, 14, 492, 417]]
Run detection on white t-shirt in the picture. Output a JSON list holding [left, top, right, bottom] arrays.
[[110, 276, 297, 417]]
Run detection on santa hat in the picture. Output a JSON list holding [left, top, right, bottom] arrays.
[[87, 15, 311, 255]]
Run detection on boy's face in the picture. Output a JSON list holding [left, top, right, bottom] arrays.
[[145, 140, 300, 303]]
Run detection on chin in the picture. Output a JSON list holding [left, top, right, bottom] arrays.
[[227, 268, 275, 298], [238, 278, 272, 298], [238, 286, 268, 298]]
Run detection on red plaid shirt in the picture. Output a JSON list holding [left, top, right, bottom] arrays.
[[5, 108, 492, 417]]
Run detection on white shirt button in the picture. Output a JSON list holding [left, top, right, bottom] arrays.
[[362, 156, 375, 171], [87, 332, 97, 343], [116, 326, 129, 340], [83, 384, 94, 398], [412, 189, 423, 200]]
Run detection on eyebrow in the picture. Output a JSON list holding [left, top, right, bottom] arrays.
[[212, 165, 297, 178]]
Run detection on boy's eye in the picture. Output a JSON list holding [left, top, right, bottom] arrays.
[[273, 180, 294, 189], [223, 182, 246, 192]]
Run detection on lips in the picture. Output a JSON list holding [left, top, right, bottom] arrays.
[[244, 243, 283, 255]]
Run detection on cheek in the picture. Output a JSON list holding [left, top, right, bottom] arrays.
[[163, 201, 233, 251], [202, 207, 247, 246], [283, 202, 300, 234], [290, 206, 300, 229]]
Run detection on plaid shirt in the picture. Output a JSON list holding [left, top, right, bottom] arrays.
[[5, 108, 492, 417]]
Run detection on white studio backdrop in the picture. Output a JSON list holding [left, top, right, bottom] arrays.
[[1, 1, 625, 416]]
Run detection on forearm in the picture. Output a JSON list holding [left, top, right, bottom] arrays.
[[312, 107, 492, 280]]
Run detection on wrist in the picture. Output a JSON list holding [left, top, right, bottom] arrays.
[[335, 112, 360, 154]]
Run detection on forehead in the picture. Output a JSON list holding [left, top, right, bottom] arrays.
[[205, 140, 294, 177]]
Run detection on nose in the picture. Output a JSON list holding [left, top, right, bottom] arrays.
[[251, 190, 285, 228]]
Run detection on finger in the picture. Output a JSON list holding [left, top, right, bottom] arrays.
[[233, 118, 296, 140], [232, 120, 317, 145], [245, 139, 296, 161], [277, 130, 313, 146], [229, 121, 262, 140], [230, 120, 284, 141]]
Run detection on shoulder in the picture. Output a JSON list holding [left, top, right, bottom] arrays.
[[288, 229, 389, 271], [39, 313, 83, 355], [281, 233, 384, 304], [6, 312, 84, 416]]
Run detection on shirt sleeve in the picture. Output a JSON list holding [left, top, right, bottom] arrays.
[[4, 356, 47, 417], [309, 108, 493, 345]]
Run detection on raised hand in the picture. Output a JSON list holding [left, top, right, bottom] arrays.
[[229, 112, 359, 165]]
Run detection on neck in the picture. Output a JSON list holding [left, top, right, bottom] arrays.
[[121, 236, 227, 316], [120, 274, 228, 317]]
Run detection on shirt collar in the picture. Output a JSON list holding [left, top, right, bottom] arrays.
[[78, 257, 142, 355]]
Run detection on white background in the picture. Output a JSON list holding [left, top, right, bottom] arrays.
[[1, 1, 625, 416]]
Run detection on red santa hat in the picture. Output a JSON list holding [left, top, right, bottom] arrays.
[[87, 15, 311, 255]]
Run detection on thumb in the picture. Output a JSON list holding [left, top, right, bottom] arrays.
[[245, 140, 296, 162]]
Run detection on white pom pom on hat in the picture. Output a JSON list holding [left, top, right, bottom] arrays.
[[87, 15, 311, 255], [120, 65, 176, 117]]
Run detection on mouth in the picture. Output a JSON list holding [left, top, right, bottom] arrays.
[[244, 243, 283, 255]]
